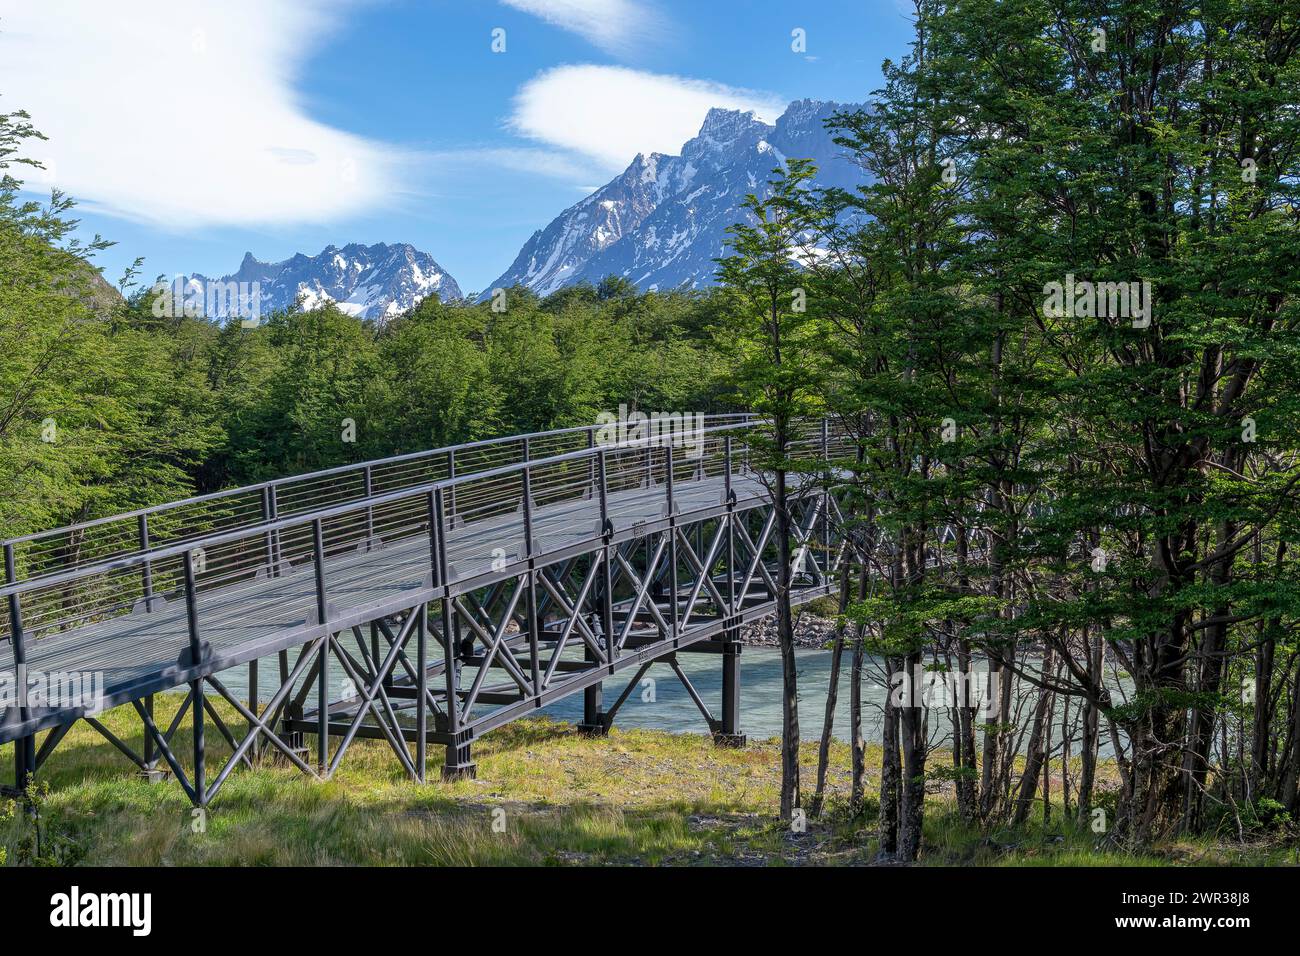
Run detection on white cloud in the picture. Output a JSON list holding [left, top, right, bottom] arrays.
[[499, 0, 664, 55], [509, 65, 786, 171], [428, 147, 595, 182], [0, 0, 412, 228]]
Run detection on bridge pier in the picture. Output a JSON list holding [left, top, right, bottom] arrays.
[[443, 738, 476, 781], [11, 733, 34, 795], [713, 628, 746, 747], [579, 684, 605, 735], [140, 695, 166, 783], [577, 641, 607, 736]]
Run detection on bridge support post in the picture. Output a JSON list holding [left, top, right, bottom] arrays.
[[192, 679, 207, 807], [140, 695, 166, 782], [714, 625, 745, 748], [578, 641, 607, 736], [12, 734, 34, 796], [416, 605, 428, 783], [443, 736, 476, 781], [5, 543, 37, 796]]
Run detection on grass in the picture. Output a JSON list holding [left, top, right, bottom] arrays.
[[2, 697, 1294, 866]]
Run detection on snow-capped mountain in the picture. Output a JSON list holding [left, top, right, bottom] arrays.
[[189, 242, 461, 322], [481, 99, 866, 299]]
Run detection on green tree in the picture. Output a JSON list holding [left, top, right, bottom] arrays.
[[922, 0, 1300, 840], [717, 159, 827, 821], [375, 305, 502, 450], [0, 107, 219, 549]]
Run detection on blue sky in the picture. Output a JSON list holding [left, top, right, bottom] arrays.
[[0, 0, 914, 295]]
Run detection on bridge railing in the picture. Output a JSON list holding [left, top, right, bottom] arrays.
[[0, 417, 849, 689], [0, 415, 759, 591]]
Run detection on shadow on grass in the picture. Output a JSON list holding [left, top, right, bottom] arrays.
[[5, 700, 1291, 866], [1, 700, 799, 865]]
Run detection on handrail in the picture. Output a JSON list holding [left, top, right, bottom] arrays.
[[0, 414, 850, 715], [0, 417, 789, 603], [1, 412, 756, 585]]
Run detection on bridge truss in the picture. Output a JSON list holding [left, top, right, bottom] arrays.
[[1, 418, 850, 806]]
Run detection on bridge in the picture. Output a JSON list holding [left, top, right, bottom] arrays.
[[1, 416, 849, 806]]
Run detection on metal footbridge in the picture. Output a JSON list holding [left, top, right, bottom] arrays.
[[1, 416, 848, 805]]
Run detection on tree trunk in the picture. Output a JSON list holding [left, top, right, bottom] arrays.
[[1075, 622, 1102, 825], [849, 561, 869, 813], [878, 654, 901, 857], [953, 524, 978, 822], [981, 652, 1014, 824], [1181, 521, 1235, 833], [1283, 657, 1300, 814], [774, 460, 801, 821], [810, 564, 853, 817], [898, 648, 927, 860], [979, 478, 1013, 824], [1013, 650, 1056, 825], [1060, 687, 1072, 820], [1250, 621, 1275, 801], [1251, 541, 1285, 800]]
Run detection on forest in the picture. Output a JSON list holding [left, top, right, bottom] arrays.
[[718, 0, 1300, 857], [3, 0, 1299, 864]]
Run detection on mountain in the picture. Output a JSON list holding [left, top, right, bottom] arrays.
[[189, 242, 461, 322], [480, 99, 866, 299]]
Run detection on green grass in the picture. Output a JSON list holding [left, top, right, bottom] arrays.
[[1, 697, 1293, 866]]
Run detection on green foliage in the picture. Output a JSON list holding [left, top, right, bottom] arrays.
[[0, 109, 220, 541], [0, 784, 84, 867], [733, 0, 1300, 841], [802, 595, 841, 618], [181, 283, 732, 493], [715, 157, 828, 467], [1205, 796, 1294, 837]]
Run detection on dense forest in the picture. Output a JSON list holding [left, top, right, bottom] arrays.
[[718, 0, 1300, 857], [4, 0, 1300, 862]]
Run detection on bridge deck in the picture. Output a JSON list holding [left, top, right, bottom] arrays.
[[1, 471, 770, 742]]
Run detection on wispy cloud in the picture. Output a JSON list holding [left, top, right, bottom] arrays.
[[0, 0, 414, 229], [428, 147, 596, 182], [509, 65, 786, 171], [498, 0, 666, 55]]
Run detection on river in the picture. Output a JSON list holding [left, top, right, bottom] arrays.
[[211, 646, 1120, 751]]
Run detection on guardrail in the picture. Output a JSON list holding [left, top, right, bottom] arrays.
[[0, 414, 759, 589], [0, 416, 848, 696]]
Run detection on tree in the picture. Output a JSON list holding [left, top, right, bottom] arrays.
[[376, 305, 502, 450], [717, 159, 827, 821], [0, 106, 219, 551], [818, 6, 980, 857], [923, 0, 1300, 841]]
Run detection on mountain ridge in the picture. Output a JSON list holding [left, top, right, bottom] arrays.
[[189, 241, 461, 322], [188, 100, 865, 316], [478, 98, 866, 300]]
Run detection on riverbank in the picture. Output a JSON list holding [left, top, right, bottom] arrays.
[[2, 699, 1290, 866], [740, 599, 841, 648]]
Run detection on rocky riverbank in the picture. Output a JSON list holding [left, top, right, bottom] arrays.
[[739, 611, 841, 649]]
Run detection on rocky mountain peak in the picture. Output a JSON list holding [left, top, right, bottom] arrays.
[[190, 242, 461, 323], [481, 98, 866, 299]]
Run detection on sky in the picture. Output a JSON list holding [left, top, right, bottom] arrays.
[[0, 0, 915, 296]]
